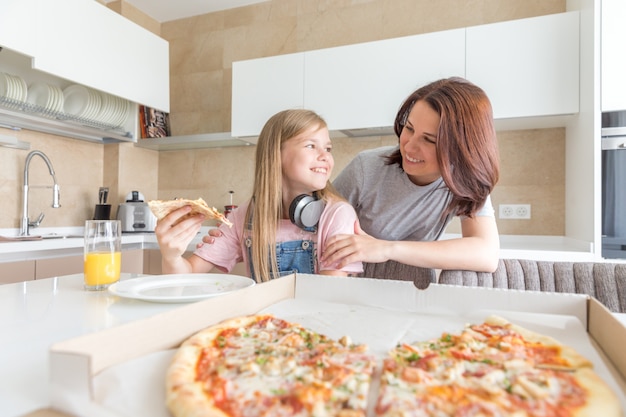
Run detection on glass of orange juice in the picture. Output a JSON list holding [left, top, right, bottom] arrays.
[[84, 220, 121, 291]]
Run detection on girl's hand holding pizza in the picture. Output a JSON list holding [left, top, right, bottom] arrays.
[[155, 205, 205, 264]]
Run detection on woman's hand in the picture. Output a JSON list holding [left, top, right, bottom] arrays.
[[154, 205, 205, 264], [321, 220, 392, 268]]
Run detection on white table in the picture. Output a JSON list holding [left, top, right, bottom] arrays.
[[0, 273, 182, 417], [2, 274, 625, 417]]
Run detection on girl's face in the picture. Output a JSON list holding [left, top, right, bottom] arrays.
[[281, 125, 333, 200], [399, 100, 441, 186]]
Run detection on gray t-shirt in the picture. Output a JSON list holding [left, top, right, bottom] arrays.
[[333, 146, 493, 280]]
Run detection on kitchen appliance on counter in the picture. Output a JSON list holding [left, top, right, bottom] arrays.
[[602, 111, 626, 258], [116, 191, 156, 233], [93, 187, 111, 220]]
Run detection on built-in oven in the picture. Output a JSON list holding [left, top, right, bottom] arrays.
[[602, 111, 626, 258]]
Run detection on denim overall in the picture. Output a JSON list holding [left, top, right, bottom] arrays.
[[245, 216, 317, 281]]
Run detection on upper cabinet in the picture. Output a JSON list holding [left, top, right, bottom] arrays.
[[232, 12, 580, 137], [232, 53, 304, 138], [602, 0, 626, 112], [0, 0, 169, 143], [304, 29, 465, 133], [232, 29, 464, 137], [33, 0, 169, 112], [466, 12, 579, 120], [0, 0, 38, 57]]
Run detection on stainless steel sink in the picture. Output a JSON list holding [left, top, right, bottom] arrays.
[[40, 233, 83, 239]]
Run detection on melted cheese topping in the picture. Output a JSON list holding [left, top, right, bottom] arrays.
[[196, 316, 375, 417], [375, 323, 587, 417]]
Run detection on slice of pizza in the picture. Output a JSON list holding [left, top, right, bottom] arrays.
[[375, 315, 622, 417], [166, 314, 376, 417], [148, 197, 233, 227]]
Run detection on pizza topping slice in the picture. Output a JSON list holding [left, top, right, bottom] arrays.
[[375, 315, 621, 417], [166, 315, 376, 417], [148, 197, 233, 227]]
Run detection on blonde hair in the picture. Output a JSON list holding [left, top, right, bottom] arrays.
[[247, 109, 343, 282]]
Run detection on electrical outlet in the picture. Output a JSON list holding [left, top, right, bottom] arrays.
[[499, 204, 531, 219]]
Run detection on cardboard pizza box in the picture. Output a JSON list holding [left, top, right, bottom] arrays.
[[48, 274, 626, 416]]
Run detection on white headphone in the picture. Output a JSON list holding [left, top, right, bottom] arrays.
[[289, 193, 325, 231]]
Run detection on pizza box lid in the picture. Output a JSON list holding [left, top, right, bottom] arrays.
[[48, 274, 626, 416]]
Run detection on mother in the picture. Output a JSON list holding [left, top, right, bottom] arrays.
[[320, 77, 500, 281]]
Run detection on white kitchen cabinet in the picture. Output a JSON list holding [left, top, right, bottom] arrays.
[[466, 12, 579, 120], [231, 13, 579, 138], [33, 0, 169, 113], [231, 52, 305, 138], [0, 0, 169, 144], [231, 31, 464, 138], [602, 0, 626, 112], [0, 0, 38, 58], [304, 29, 465, 132]]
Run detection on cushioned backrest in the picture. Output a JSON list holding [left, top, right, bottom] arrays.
[[362, 261, 435, 289], [438, 259, 626, 313]]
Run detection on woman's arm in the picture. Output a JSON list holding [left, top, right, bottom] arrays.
[[321, 215, 500, 273]]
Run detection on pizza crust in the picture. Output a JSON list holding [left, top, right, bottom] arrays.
[[148, 198, 232, 227], [572, 367, 623, 417], [485, 315, 594, 369]]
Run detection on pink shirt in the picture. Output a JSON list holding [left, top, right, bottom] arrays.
[[194, 199, 363, 276]]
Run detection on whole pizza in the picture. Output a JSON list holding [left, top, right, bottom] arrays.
[[165, 314, 623, 417]]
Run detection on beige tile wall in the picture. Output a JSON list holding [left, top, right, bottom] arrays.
[[0, 0, 566, 236], [0, 131, 104, 229]]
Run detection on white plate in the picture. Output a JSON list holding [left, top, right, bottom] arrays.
[[108, 274, 254, 303]]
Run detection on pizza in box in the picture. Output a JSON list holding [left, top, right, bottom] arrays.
[[165, 314, 622, 417]]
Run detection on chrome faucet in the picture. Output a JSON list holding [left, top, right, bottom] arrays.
[[20, 150, 61, 236]]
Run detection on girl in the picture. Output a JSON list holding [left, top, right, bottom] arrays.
[[154, 109, 363, 282]]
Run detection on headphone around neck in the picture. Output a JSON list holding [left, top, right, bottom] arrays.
[[289, 192, 326, 231]]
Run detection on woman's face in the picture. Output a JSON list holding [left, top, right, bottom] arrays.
[[399, 100, 441, 186], [281, 125, 333, 200]]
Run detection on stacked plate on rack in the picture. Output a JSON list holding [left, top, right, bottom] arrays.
[[27, 82, 65, 113], [62, 84, 131, 128], [62, 85, 102, 121], [97, 91, 132, 127], [0, 72, 28, 102]]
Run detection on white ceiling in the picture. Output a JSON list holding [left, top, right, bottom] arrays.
[[103, 0, 269, 23]]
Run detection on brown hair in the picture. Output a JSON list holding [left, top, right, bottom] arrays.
[[247, 109, 343, 282], [387, 77, 500, 217]]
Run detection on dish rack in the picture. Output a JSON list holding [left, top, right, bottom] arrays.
[[0, 95, 133, 142], [0, 95, 131, 133]]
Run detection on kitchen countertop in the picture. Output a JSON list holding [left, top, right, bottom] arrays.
[[0, 273, 184, 417], [0, 227, 614, 263], [2, 272, 625, 417], [0, 227, 210, 263]]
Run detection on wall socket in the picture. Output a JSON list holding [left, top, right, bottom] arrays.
[[499, 204, 531, 219]]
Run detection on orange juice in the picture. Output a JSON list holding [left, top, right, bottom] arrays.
[[84, 251, 121, 287]]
